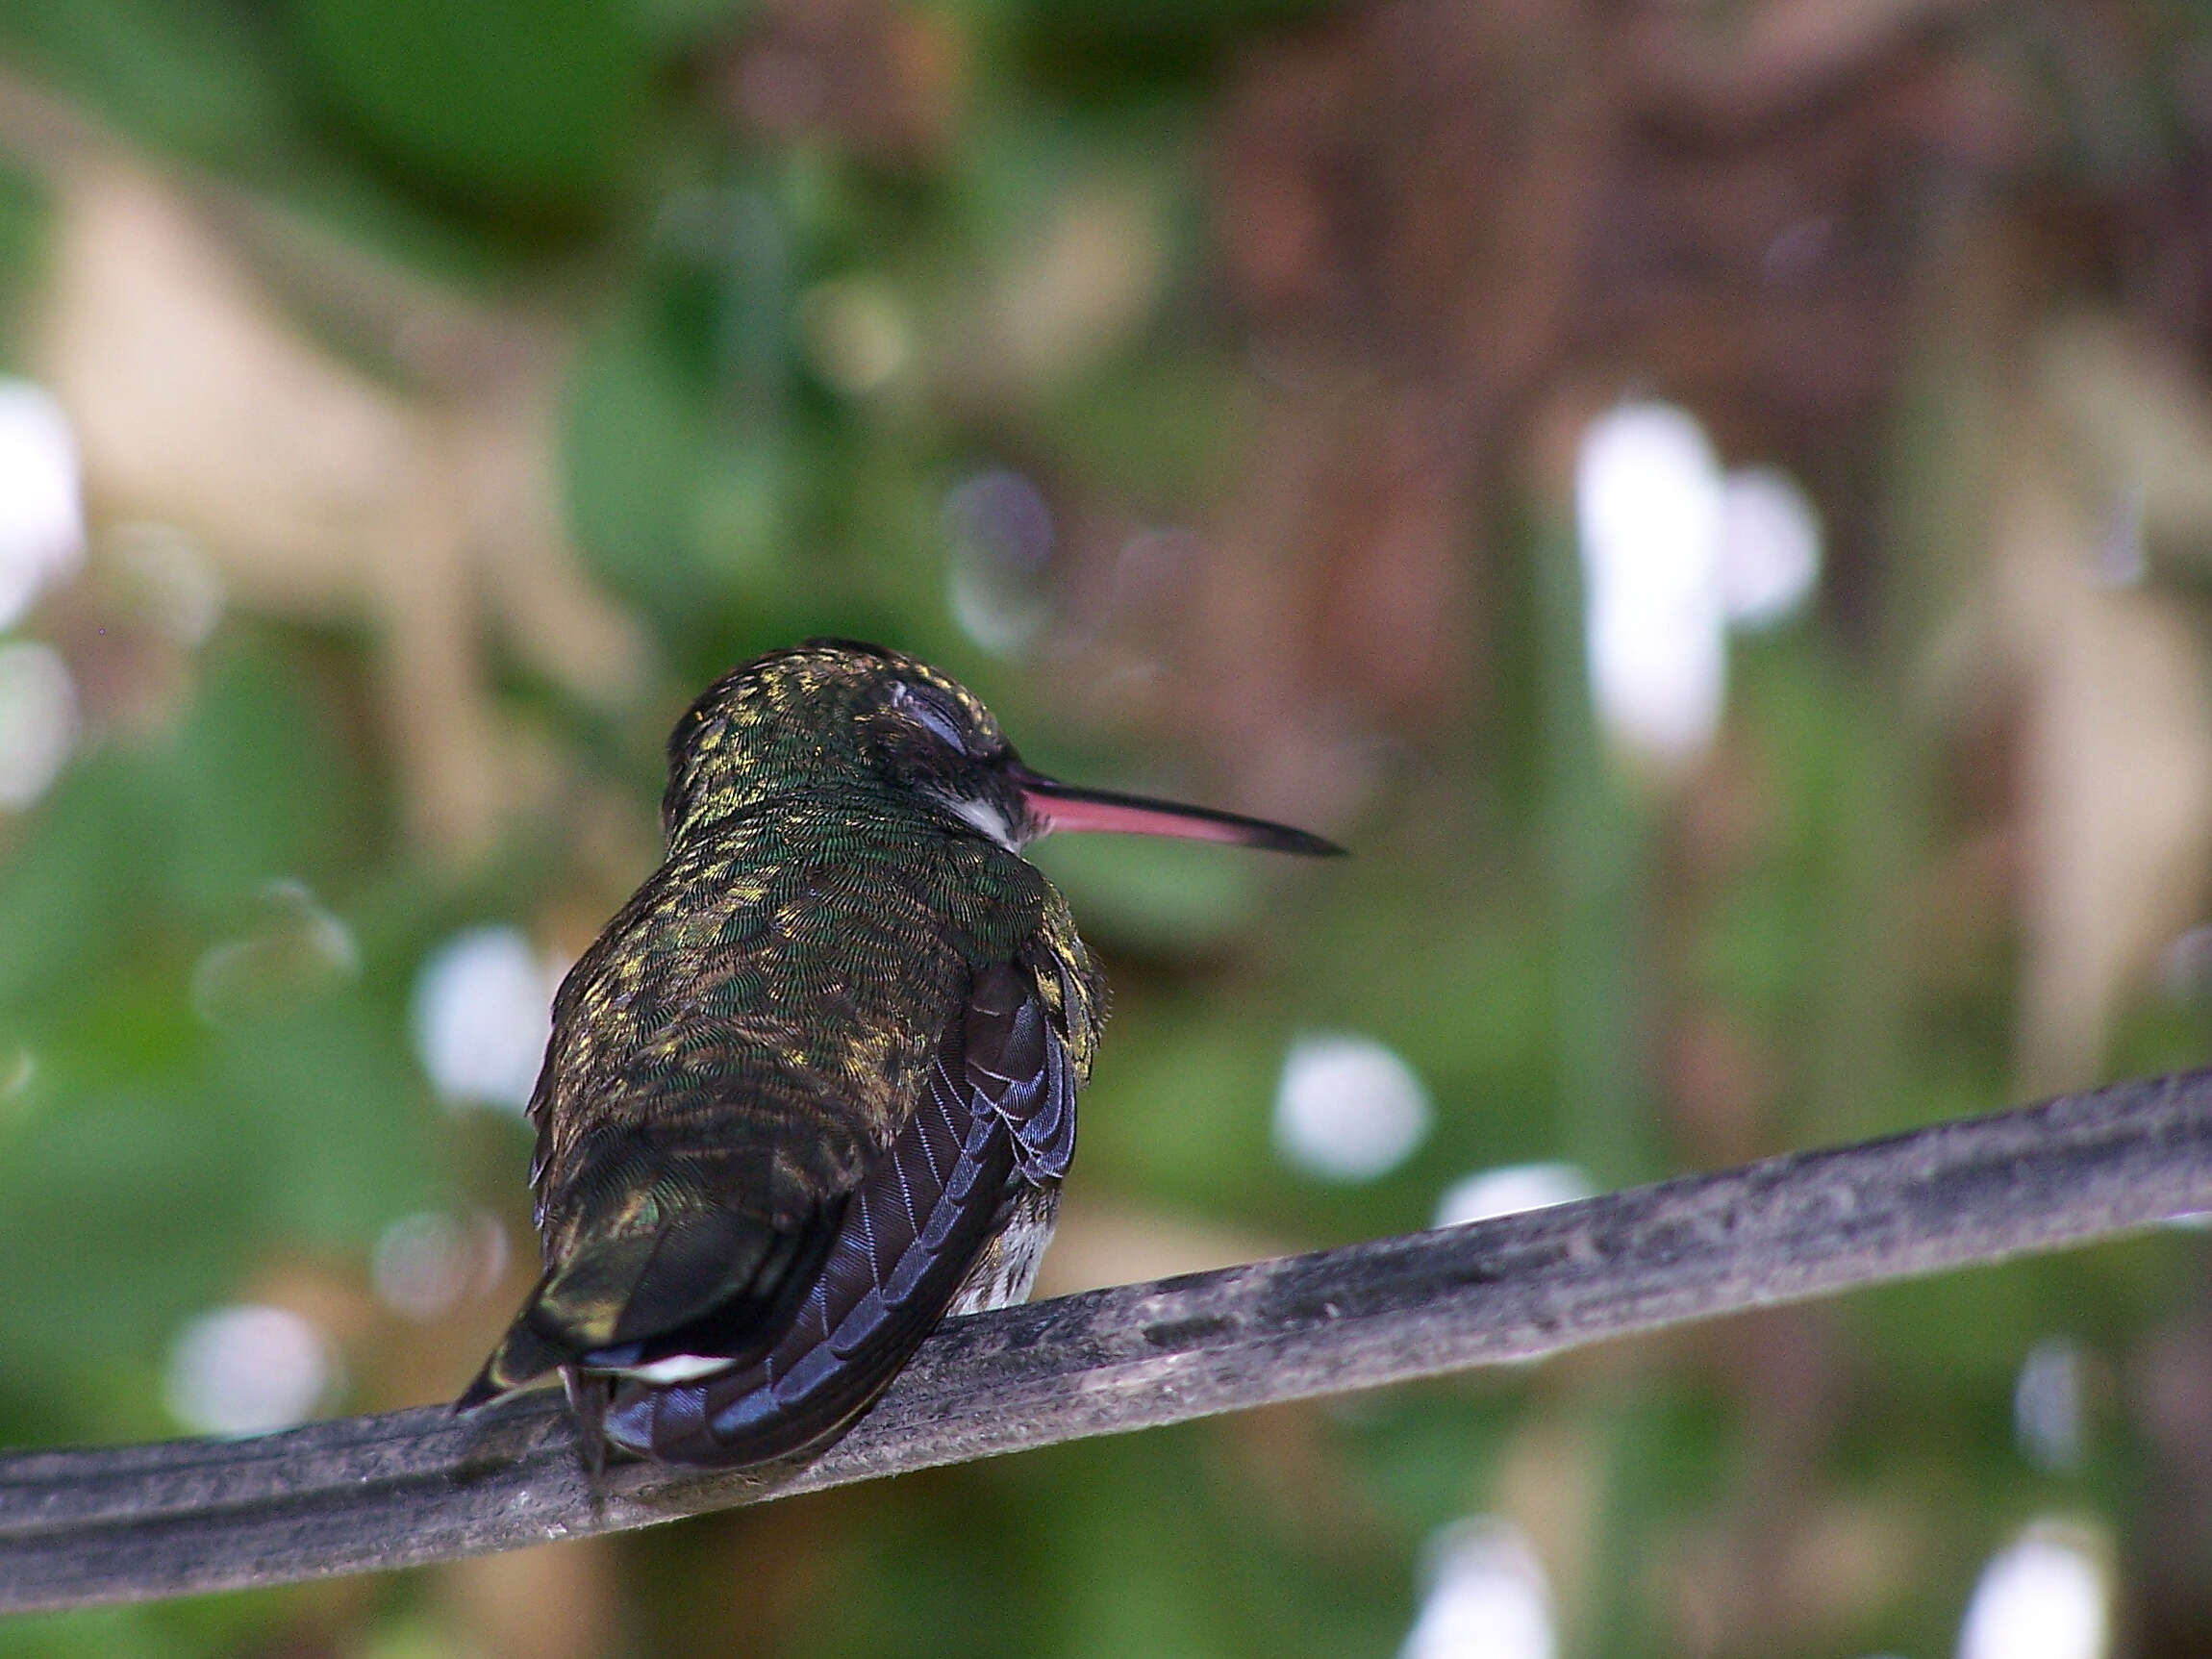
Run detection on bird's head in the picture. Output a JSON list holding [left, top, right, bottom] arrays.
[[664, 639, 1343, 858]]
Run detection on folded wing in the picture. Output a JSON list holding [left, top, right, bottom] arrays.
[[599, 959, 1076, 1466]]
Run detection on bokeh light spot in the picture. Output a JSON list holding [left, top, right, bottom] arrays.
[[411, 927, 560, 1115], [1400, 1517, 1556, 1659], [108, 521, 226, 646], [797, 276, 912, 396], [1956, 1524, 2109, 1659], [1433, 1163, 1596, 1230], [0, 641, 80, 810], [944, 467, 1054, 657], [1718, 465, 1822, 628], [1575, 402, 1728, 767], [1273, 1032, 1431, 1182], [164, 1304, 336, 1437], [372, 1209, 509, 1321], [0, 380, 85, 631], [191, 879, 360, 1027], [2014, 1337, 2087, 1473]]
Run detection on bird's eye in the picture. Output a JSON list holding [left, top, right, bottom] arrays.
[[892, 683, 970, 753]]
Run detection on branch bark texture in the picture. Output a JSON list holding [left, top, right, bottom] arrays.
[[7, 1068, 2212, 1614]]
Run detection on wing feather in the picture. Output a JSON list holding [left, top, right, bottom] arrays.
[[597, 961, 1075, 1466]]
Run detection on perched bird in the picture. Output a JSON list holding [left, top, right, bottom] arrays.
[[458, 640, 1340, 1469]]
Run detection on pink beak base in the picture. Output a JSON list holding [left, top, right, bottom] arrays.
[[1016, 775, 1344, 857]]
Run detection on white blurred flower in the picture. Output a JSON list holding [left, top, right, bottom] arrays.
[[1957, 1524, 2109, 1659], [1400, 1518, 1556, 1659], [1434, 1162, 1596, 1230], [411, 926, 561, 1114], [1718, 466, 1822, 629], [164, 1304, 336, 1437], [1576, 403, 1728, 766], [1273, 1032, 1431, 1182], [0, 381, 84, 630], [0, 641, 80, 810]]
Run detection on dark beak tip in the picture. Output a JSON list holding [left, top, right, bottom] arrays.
[[1259, 824, 1348, 859]]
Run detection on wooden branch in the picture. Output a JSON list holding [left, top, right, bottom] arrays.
[[8, 1068, 2212, 1614]]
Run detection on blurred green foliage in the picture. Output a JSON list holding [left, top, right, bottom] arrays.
[[291, 0, 652, 218]]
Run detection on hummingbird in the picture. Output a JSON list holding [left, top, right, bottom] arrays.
[[457, 640, 1340, 1469]]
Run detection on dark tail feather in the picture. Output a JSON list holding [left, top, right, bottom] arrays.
[[455, 1197, 826, 1415], [454, 1306, 569, 1412]]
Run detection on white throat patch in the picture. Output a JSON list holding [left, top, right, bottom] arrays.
[[943, 793, 1019, 852]]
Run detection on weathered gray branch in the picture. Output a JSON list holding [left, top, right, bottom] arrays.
[[7, 1068, 2212, 1615]]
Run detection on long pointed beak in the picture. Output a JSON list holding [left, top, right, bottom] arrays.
[[1014, 768, 1345, 857]]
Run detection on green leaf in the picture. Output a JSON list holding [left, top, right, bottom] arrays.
[[289, 0, 650, 217]]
